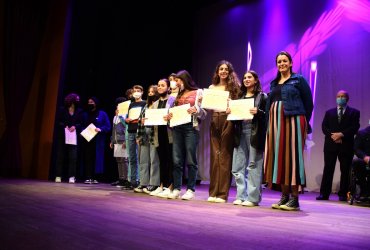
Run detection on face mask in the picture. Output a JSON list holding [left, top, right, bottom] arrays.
[[147, 95, 157, 104], [170, 81, 177, 89], [87, 103, 95, 111], [133, 92, 142, 99], [336, 97, 347, 107]]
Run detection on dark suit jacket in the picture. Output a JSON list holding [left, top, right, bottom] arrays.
[[322, 106, 360, 152]]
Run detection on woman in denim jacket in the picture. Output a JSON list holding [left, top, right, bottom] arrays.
[[264, 51, 313, 211]]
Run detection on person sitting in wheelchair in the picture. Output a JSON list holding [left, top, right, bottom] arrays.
[[352, 125, 370, 202]]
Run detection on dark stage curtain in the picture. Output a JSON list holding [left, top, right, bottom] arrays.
[[0, 0, 69, 178]]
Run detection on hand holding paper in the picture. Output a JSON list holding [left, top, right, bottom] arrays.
[[80, 123, 98, 142]]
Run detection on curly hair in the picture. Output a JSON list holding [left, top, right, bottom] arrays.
[[211, 60, 241, 100], [64, 93, 80, 108]]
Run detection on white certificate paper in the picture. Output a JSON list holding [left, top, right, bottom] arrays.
[[169, 104, 191, 127], [144, 108, 169, 126], [128, 107, 142, 120], [80, 123, 98, 142], [201, 88, 229, 111], [65, 128, 77, 145], [114, 144, 127, 157], [227, 99, 254, 120], [117, 100, 131, 116]]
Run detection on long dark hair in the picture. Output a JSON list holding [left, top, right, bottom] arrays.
[[174, 70, 198, 105], [211, 60, 241, 100], [240, 70, 262, 97], [273, 51, 295, 83]]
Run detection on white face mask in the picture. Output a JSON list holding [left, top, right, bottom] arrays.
[[170, 81, 177, 89], [132, 92, 142, 99]]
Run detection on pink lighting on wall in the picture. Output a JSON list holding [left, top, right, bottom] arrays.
[[247, 42, 252, 71]]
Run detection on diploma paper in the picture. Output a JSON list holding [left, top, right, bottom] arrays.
[[117, 100, 131, 116], [169, 104, 191, 127], [128, 107, 142, 120], [114, 144, 127, 157], [80, 123, 98, 142], [201, 88, 229, 111], [65, 128, 77, 145], [227, 99, 254, 120], [144, 108, 169, 126]]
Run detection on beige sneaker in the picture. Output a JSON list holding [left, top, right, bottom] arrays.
[[233, 199, 243, 205], [150, 187, 163, 196], [157, 188, 171, 198], [214, 198, 226, 203], [241, 200, 258, 207], [68, 176, 76, 184], [168, 189, 181, 199], [207, 197, 216, 202], [181, 189, 195, 200], [55, 177, 61, 183]]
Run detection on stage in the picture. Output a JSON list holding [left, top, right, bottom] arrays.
[[1, 178, 369, 250]]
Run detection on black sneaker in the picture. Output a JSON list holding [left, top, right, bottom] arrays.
[[111, 180, 120, 186], [280, 197, 300, 211], [115, 179, 126, 187], [271, 194, 290, 209], [121, 181, 133, 190]]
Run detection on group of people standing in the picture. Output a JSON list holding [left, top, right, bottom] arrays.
[[55, 50, 367, 211]]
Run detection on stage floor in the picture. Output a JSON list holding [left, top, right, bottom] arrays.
[[1, 178, 369, 250]]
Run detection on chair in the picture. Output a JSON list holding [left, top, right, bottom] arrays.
[[347, 158, 370, 205]]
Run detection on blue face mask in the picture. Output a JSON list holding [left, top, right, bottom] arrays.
[[336, 97, 347, 107]]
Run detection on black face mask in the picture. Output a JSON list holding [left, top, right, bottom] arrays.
[[147, 95, 157, 104], [159, 91, 168, 97], [87, 104, 95, 111]]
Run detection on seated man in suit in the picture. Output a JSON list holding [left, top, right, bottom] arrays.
[[317, 90, 360, 201], [352, 125, 370, 201]]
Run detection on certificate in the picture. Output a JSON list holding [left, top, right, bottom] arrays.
[[80, 123, 98, 142], [169, 104, 191, 127], [227, 99, 254, 120], [117, 100, 131, 116], [144, 108, 169, 126], [65, 128, 77, 145], [128, 107, 142, 120], [114, 144, 127, 157], [201, 88, 229, 111]]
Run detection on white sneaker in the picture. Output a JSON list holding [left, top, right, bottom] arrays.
[[68, 176, 75, 184], [214, 198, 226, 203], [207, 197, 216, 202], [168, 189, 181, 199], [55, 177, 61, 183], [157, 188, 171, 198], [181, 189, 195, 200], [150, 187, 163, 196], [241, 200, 258, 207], [233, 199, 243, 205]]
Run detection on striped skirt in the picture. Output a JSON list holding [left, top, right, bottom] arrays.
[[264, 101, 307, 187]]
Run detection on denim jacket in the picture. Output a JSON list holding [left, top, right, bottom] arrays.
[[266, 73, 313, 133]]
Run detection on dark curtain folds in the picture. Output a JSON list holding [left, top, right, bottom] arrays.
[[0, 0, 68, 178]]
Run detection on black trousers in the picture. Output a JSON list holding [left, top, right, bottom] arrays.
[[320, 149, 353, 197], [55, 143, 78, 177]]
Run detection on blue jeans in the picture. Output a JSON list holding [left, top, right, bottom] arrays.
[[128, 132, 139, 183], [232, 122, 264, 203], [172, 123, 199, 191]]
